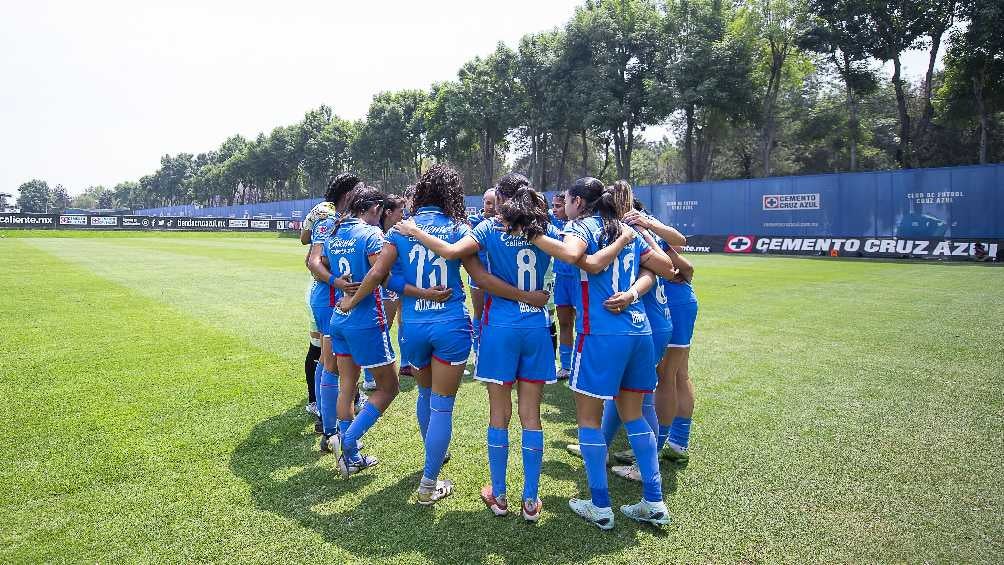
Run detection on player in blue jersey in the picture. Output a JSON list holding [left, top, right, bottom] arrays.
[[549, 192, 577, 380], [529, 177, 682, 529], [303, 173, 363, 437], [467, 188, 497, 357], [622, 207, 697, 461], [396, 173, 630, 520], [321, 187, 400, 477], [338, 164, 548, 505]]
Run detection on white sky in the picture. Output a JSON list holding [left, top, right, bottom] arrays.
[[0, 0, 941, 197]]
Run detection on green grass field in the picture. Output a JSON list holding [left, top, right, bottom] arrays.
[[2, 230, 1002, 564]]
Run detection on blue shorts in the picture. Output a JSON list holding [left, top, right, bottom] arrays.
[[668, 301, 699, 347], [475, 325, 557, 385], [553, 274, 578, 308], [312, 304, 334, 336], [651, 328, 673, 359], [401, 321, 472, 369], [570, 334, 655, 399], [330, 324, 396, 368]]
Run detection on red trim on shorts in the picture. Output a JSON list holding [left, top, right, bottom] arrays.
[[516, 377, 549, 383], [579, 280, 590, 335], [431, 354, 454, 366], [620, 386, 655, 394]]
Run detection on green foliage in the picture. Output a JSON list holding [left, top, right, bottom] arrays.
[[16, 179, 50, 213]]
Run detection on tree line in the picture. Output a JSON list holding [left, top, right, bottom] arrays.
[[14, 0, 1003, 214]]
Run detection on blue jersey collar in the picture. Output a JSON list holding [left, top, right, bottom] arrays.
[[416, 206, 443, 214]]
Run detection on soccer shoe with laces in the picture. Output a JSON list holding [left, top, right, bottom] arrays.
[[556, 368, 571, 380], [565, 444, 610, 464], [361, 379, 377, 392], [320, 433, 340, 457], [337, 453, 379, 478], [305, 402, 320, 417], [611, 463, 641, 482], [619, 499, 670, 526], [612, 449, 635, 464], [480, 484, 509, 516], [416, 479, 455, 506], [521, 498, 543, 522], [568, 498, 614, 530], [662, 442, 689, 462]]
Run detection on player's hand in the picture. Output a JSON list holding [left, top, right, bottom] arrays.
[[521, 290, 551, 309], [622, 211, 649, 229], [423, 285, 453, 303], [395, 218, 420, 237], [336, 295, 355, 312], [604, 292, 633, 313], [342, 281, 361, 296], [618, 227, 637, 244]]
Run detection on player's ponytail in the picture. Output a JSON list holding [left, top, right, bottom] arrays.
[[568, 177, 623, 246], [498, 185, 550, 240]]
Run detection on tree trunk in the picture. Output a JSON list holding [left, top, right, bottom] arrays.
[[891, 56, 913, 169], [539, 131, 549, 190], [973, 73, 989, 164], [612, 128, 626, 180], [624, 123, 634, 182], [528, 128, 538, 188], [482, 131, 494, 190], [842, 52, 859, 172], [684, 105, 696, 182], [581, 129, 589, 176], [598, 137, 611, 179], [920, 27, 944, 131], [759, 45, 785, 177], [556, 130, 571, 191]]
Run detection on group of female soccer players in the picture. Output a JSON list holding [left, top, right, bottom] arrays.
[[298, 165, 699, 530]]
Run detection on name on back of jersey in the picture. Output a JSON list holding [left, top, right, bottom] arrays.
[[415, 298, 446, 311]]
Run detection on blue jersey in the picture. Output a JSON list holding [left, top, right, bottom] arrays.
[[469, 218, 560, 328], [324, 217, 388, 330], [309, 217, 337, 307], [564, 215, 652, 336], [386, 206, 471, 324], [468, 212, 491, 272], [549, 213, 576, 277], [633, 226, 672, 333], [664, 279, 698, 305]]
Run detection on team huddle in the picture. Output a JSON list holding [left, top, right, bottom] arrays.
[[297, 164, 699, 529]]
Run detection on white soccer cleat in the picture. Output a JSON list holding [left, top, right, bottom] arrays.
[[305, 402, 320, 417], [361, 380, 377, 392], [556, 368, 571, 380], [619, 499, 671, 526], [337, 453, 379, 479], [568, 498, 615, 530], [611, 463, 641, 482], [566, 443, 582, 457], [416, 479, 455, 506]]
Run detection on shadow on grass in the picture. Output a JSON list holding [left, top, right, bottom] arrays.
[[231, 404, 646, 564]]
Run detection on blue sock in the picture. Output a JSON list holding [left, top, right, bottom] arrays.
[[423, 393, 455, 481], [642, 394, 658, 437], [363, 369, 375, 385], [577, 427, 610, 508], [344, 402, 381, 461], [398, 333, 409, 368], [486, 427, 508, 497], [559, 343, 572, 371], [657, 424, 672, 450], [669, 416, 692, 449], [416, 386, 431, 440], [319, 369, 339, 436], [600, 400, 621, 446], [338, 419, 353, 456], [471, 316, 480, 354], [313, 362, 323, 408], [625, 418, 663, 503], [521, 428, 544, 502]]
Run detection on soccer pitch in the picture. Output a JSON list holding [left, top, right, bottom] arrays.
[[1, 231, 1001, 564]]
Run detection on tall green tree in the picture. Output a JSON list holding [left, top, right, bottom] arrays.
[[17, 179, 51, 213], [50, 184, 71, 211], [802, 0, 879, 171], [565, 0, 667, 181], [939, 0, 1004, 163]]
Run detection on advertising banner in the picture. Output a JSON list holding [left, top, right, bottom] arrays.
[[0, 213, 287, 232]]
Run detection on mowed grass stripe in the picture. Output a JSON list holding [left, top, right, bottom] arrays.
[[1, 233, 1002, 563]]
